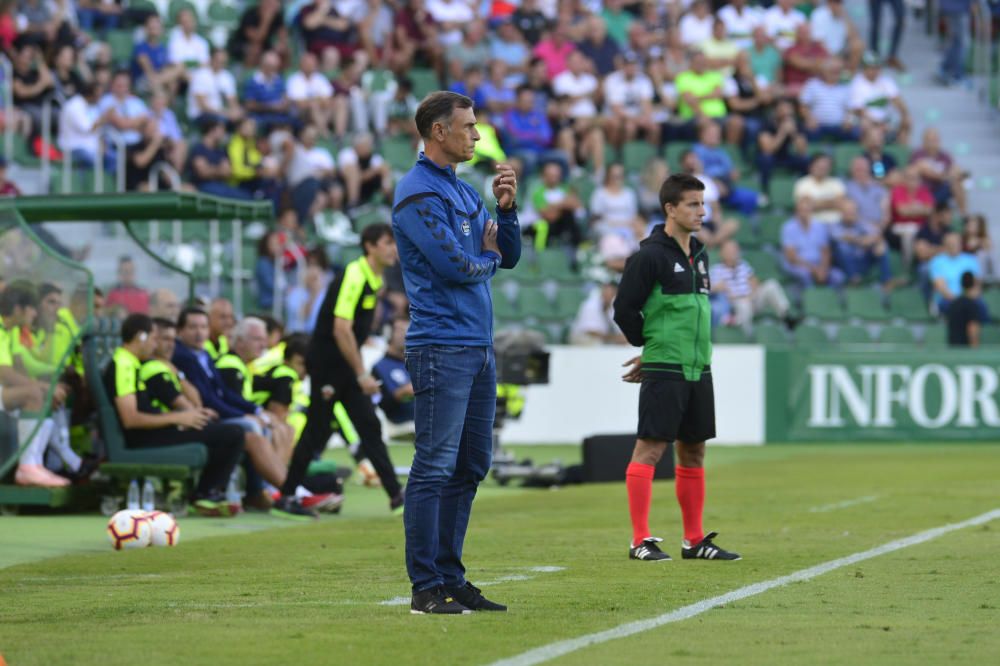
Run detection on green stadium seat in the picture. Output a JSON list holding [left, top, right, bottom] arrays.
[[803, 287, 845, 321], [754, 323, 788, 345], [553, 287, 586, 319], [758, 211, 787, 247], [981, 326, 1000, 346], [351, 208, 386, 232], [794, 324, 830, 346], [922, 325, 948, 346], [492, 290, 519, 319], [769, 175, 797, 210], [409, 68, 440, 100], [381, 136, 416, 174], [535, 249, 575, 280], [885, 144, 912, 168], [835, 324, 872, 344], [207, 0, 240, 25], [519, 286, 553, 318], [106, 30, 134, 67], [713, 326, 749, 344], [622, 141, 657, 174], [569, 175, 595, 206], [877, 326, 916, 344], [732, 218, 760, 249], [664, 141, 694, 170], [981, 289, 1000, 318], [845, 288, 890, 321], [832, 144, 861, 175], [889, 287, 932, 322], [743, 249, 782, 282]]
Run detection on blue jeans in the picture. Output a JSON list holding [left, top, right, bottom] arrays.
[[404, 345, 496, 592], [869, 0, 905, 59], [834, 242, 892, 284], [940, 12, 969, 82]]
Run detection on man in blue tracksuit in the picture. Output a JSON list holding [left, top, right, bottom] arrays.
[[393, 91, 521, 615]]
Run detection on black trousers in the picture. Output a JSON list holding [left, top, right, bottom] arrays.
[[282, 368, 401, 498], [125, 423, 245, 497]]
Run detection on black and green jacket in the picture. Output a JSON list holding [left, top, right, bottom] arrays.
[[613, 226, 712, 381]]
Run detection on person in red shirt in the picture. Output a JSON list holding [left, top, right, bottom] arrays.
[[105, 255, 150, 315], [782, 24, 829, 97], [888, 165, 934, 255]]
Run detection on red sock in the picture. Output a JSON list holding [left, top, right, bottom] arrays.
[[626, 462, 656, 546], [675, 466, 705, 545]]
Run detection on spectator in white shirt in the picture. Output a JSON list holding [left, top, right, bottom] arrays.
[[763, 0, 806, 51], [58, 82, 112, 168], [602, 51, 659, 148], [718, 0, 762, 51], [793, 153, 847, 225], [167, 8, 210, 68], [187, 48, 243, 124], [849, 51, 911, 144], [569, 278, 626, 346], [426, 0, 474, 47], [287, 52, 335, 137], [810, 0, 863, 69], [337, 133, 392, 208], [98, 71, 149, 150], [678, 1, 715, 48], [710, 239, 793, 333], [552, 50, 607, 172], [799, 57, 858, 142]]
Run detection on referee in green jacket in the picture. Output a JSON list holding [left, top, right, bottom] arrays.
[[613, 173, 741, 563]]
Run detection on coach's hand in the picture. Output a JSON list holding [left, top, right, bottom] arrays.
[[482, 220, 501, 257], [621, 356, 643, 383], [358, 373, 382, 396], [493, 163, 517, 211]]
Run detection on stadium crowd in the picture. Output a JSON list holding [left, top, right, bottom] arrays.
[[1, 1, 999, 498]]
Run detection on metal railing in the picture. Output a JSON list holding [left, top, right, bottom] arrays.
[[146, 162, 183, 244], [1, 55, 12, 161]]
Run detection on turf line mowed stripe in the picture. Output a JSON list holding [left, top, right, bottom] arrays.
[[488, 507, 1000, 666]]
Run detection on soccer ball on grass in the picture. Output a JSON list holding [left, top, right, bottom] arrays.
[[146, 511, 181, 547], [106, 510, 152, 550]]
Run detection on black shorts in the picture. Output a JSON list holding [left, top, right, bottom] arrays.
[[637, 370, 716, 443]]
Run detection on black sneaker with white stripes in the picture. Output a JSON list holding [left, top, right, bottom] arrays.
[[410, 587, 472, 615], [629, 537, 672, 561], [681, 531, 741, 560]]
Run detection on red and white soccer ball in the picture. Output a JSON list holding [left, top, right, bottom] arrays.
[[107, 510, 152, 550], [146, 511, 181, 547]]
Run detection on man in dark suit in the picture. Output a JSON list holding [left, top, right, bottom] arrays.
[[171, 306, 288, 495]]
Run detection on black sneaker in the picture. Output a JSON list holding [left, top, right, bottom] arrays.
[[269, 497, 318, 521], [681, 531, 741, 560], [410, 587, 472, 615], [445, 582, 507, 612], [629, 537, 672, 561]]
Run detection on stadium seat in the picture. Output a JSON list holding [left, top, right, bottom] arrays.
[[885, 144, 912, 167], [742, 249, 782, 282], [207, 0, 240, 26], [663, 141, 694, 170], [535, 249, 575, 281], [106, 30, 134, 67], [519, 286, 553, 318], [803, 287, 845, 321], [753, 323, 788, 345], [889, 287, 933, 322], [409, 68, 440, 99], [732, 218, 761, 249], [845, 288, 890, 321], [769, 175, 797, 210], [981, 289, 1000, 318], [922, 325, 948, 346], [980, 326, 1000, 346], [835, 324, 872, 344], [757, 211, 787, 247], [622, 141, 657, 173], [833, 144, 860, 175], [794, 324, 830, 346], [553, 287, 586, 320], [713, 326, 749, 344], [492, 289, 519, 319], [569, 175, 595, 206], [381, 136, 417, 174], [877, 326, 916, 344]]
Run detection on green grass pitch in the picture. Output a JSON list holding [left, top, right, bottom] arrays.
[[1, 443, 999, 665]]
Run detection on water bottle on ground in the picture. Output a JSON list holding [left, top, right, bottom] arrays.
[[126, 479, 140, 511], [225, 469, 242, 509], [141, 478, 155, 512]]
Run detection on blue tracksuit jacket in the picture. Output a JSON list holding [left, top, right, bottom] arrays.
[[392, 153, 521, 347]]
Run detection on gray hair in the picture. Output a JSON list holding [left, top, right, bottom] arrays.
[[231, 316, 266, 342]]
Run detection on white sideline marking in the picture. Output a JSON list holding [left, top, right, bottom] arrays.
[[808, 495, 881, 514], [379, 566, 567, 605], [488, 508, 1000, 666]]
